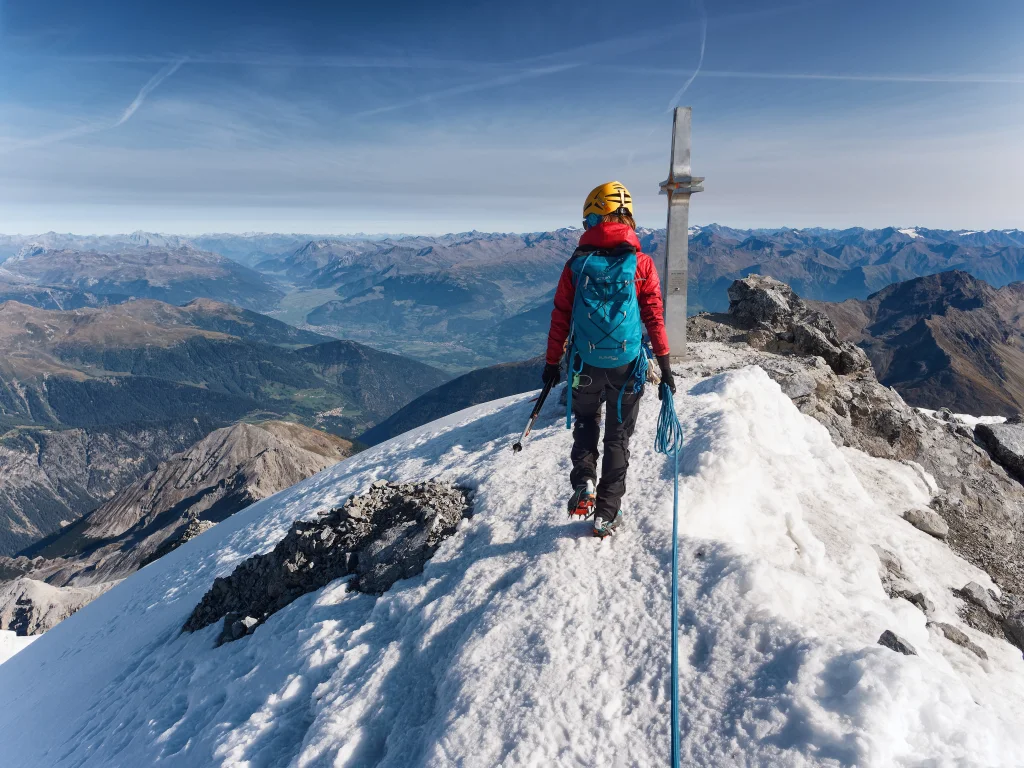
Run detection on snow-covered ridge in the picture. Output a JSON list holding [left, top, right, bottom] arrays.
[[899, 227, 921, 238], [0, 360, 1021, 766]]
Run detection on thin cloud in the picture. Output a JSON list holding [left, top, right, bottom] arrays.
[[350, 63, 581, 119], [58, 53, 507, 72], [1, 60, 187, 153], [625, 67, 1024, 85]]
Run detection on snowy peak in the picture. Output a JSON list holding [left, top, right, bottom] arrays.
[[1, 324, 1023, 764]]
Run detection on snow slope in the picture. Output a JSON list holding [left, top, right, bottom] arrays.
[[0, 361, 1022, 767]]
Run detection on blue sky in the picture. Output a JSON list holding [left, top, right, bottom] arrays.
[[0, 0, 1021, 234]]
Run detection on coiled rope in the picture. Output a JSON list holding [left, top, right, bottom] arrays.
[[654, 379, 683, 768]]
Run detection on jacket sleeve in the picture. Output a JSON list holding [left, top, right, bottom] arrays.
[[637, 253, 670, 357], [545, 263, 575, 364]]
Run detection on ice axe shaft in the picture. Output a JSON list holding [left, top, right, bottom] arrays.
[[511, 379, 554, 453]]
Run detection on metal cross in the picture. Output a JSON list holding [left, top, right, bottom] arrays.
[[658, 106, 704, 360]]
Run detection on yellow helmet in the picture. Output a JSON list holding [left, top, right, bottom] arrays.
[[583, 181, 633, 218]]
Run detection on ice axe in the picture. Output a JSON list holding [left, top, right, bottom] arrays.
[[511, 379, 554, 453]]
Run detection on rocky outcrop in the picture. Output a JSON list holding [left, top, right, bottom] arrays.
[[903, 507, 949, 540], [721, 275, 872, 376], [0, 578, 110, 636], [685, 276, 1024, 654], [183, 480, 471, 645]]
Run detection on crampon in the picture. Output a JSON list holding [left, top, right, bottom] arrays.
[[567, 480, 596, 518]]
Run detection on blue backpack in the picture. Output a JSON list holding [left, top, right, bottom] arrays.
[[565, 244, 649, 426]]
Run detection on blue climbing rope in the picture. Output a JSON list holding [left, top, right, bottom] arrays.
[[654, 380, 683, 768]]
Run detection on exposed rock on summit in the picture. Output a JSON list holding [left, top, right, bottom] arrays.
[[183, 479, 471, 644], [716, 274, 872, 376]]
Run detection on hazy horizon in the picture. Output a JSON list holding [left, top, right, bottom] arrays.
[[1, 222, 1021, 239]]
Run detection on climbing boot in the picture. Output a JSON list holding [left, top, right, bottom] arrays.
[[592, 510, 623, 538]]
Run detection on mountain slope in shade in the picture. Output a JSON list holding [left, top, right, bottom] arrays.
[[817, 271, 1024, 415], [359, 356, 545, 445], [18, 421, 353, 595], [295, 340, 452, 424], [0, 357, 1022, 765]]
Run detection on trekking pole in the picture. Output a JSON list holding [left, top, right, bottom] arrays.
[[511, 379, 554, 453]]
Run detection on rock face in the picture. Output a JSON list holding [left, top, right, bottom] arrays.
[[0, 418, 214, 557], [975, 423, 1024, 483], [19, 421, 352, 589], [183, 480, 471, 644], [958, 582, 1004, 620], [0, 577, 110, 636]]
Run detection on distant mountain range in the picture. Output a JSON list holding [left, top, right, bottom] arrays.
[[818, 270, 1024, 416], [3, 226, 1024, 372], [0, 244, 282, 311]]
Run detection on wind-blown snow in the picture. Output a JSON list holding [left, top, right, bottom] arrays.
[[0, 363, 1021, 766]]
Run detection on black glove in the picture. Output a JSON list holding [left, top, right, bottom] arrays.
[[656, 355, 675, 400], [542, 363, 561, 386]]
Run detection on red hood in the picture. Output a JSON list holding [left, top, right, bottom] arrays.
[[578, 221, 642, 251]]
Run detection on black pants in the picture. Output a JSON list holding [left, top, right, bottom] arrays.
[[569, 360, 644, 523]]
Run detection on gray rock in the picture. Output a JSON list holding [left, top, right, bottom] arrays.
[[958, 581, 1004, 620], [975, 422, 1024, 484], [873, 546, 905, 581], [878, 630, 917, 656], [724, 275, 871, 377], [184, 479, 471, 644], [928, 621, 988, 660], [903, 507, 950, 540], [904, 592, 936, 615], [1002, 608, 1024, 652]]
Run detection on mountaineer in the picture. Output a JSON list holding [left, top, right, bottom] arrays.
[[543, 181, 675, 537]]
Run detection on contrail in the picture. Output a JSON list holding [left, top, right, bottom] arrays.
[[628, 0, 707, 167], [114, 60, 185, 126], [664, 0, 707, 110]]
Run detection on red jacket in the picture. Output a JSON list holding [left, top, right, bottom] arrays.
[[546, 222, 669, 365]]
